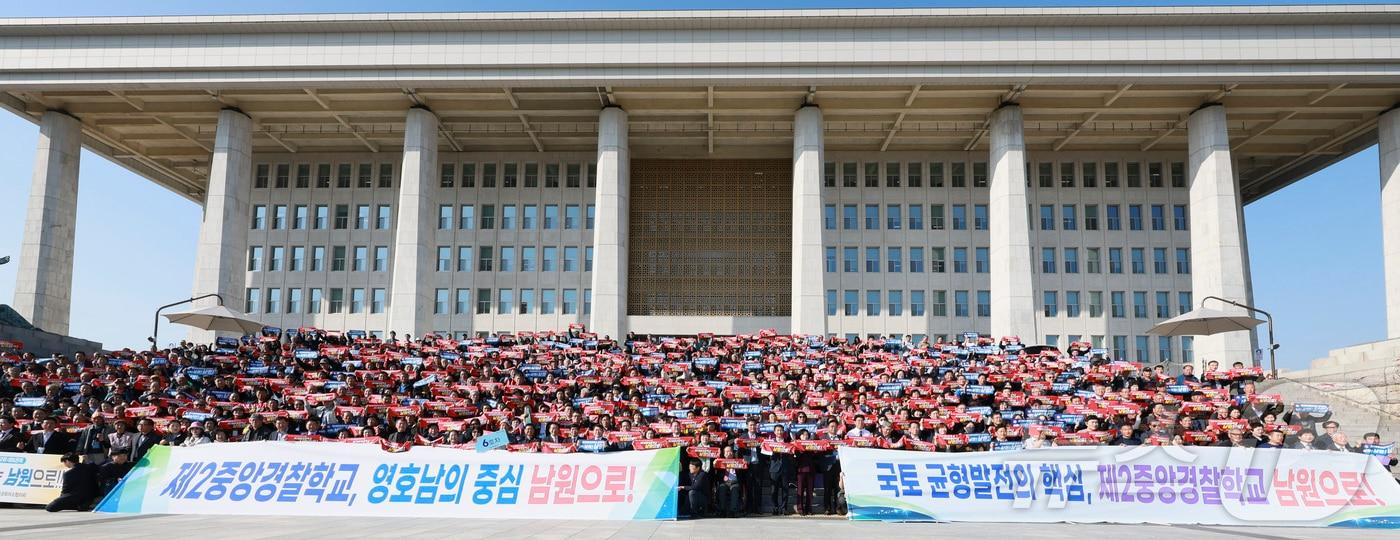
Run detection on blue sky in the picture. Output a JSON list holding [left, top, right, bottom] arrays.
[[0, 1, 1388, 368]]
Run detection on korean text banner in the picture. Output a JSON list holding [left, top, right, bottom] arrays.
[[839, 446, 1400, 528], [96, 442, 678, 520], [0, 453, 64, 505]]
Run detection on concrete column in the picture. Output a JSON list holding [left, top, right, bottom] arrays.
[[13, 111, 82, 335], [791, 106, 827, 336], [1381, 109, 1400, 339], [987, 104, 1037, 340], [188, 108, 254, 343], [589, 107, 629, 339], [387, 107, 439, 338], [1188, 104, 1254, 366]]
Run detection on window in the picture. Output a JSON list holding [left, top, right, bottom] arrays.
[[1112, 336, 1127, 361], [930, 162, 945, 187], [255, 164, 270, 189], [886, 204, 902, 230], [908, 162, 923, 187], [1060, 162, 1075, 188], [562, 289, 578, 315], [930, 247, 946, 273], [1108, 248, 1123, 274], [501, 205, 517, 230], [538, 204, 557, 230], [1171, 162, 1186, 188], [1084, 205, 1099, 230], [272, 205, 286, 229], [953, 248, 968, 273], [542, 247, 557, 272], [543, 163, 560, 188], [563, 247, 579, 272], [251, 206, 266, 229], [1131, 248, 1146, 274], [357, 163, 373, 188], [352, 246, 366, 272], [975, 247, 989, 274], [311, 246, 325, 272], [372, 289, 386, 314], [350, 289, 364, 314], [478, 246, 494, 272], [974, 205, 989, 230], [565, 164, 580, 188], [1041, 248, 1056, 274], [952, 205, 967, 230], [1082, 162, 1098, 188], [865, 247, 880, 273], [314, 205, 328, 230], [888, 290, 903, 316], [522, 205, 537, 230], [1156, 291, 1171, 318], [480, 205, 496, 229], [287, 288, 302, 314], [823, 163, 837, 188], [519, 289, 534, 314], [1153, 248, 1168, 274], [1158, 336, 1174, 364], [931, 290, 947, 316], [497, 289, 514, 315], [842, 247, 857, 273], [1038, 163, 1054, 188], [434, 289, 449, 315], [1133, 291, 1149, 318], [585, 247, 594, 272], [865, 290, 881, 316], [1149, 162, 1164, 188], [521, 246, 537, 272], [909, 247, 925, 273], [308, 288, 322, 314], [1179, 292, 1193, 316], [976, 290, 991, 317], [328, 288, 344, 314], [1176, 248, 1191, 274], [1173, 205, 1188, 231], [564, 205, 579, 229], [437, 246, 451, 272], [541, 289, 556, 314], [245, 288, 260, 313], [525, 163, 539, 188], [1106, 205, 1121, 230], [294, 205, 308, 229], [1110, 291, 1125, 318], [885, 162, 901, 187], [499, 246, 515, 272], [374, 246, 388, 272], [1128, 205, 1143, 230], [864, 205, 879, 230], [291, 246, 305, 272], [1135, 336, 1150, 363], [1086, 248, 1101, 274], [1043, 291, 1058, 317], [248, 246, 263, 272], [1181, 336, 1195, 364], [376, 205, 391, 229], [824, 247, 837, 273], [843, 290, 858, 316], [823, 205, 836, 230], [930, 205, 945, 230], [1126, 162, 1142, 188], [1064, 248, 1079, 274], [910, 290, 925, 316], [290, 164, 308, 189], [907, 205, 924, 230], [588, 165, 597, 188], [355, 205, 369, 229], [438, 205, 453, 230], [1151, 205, 1166, 231], [333, 204, 349, 229], [477, 289, 492, 314], [864, 163, 879, 187], [972, 162, 988, 188], [1039, 205, 1055, 230], [1089, 291, 1104, 318], [265, 289, 281, 314], [826, 290, 838, 316], [331, 246, 346, 271], [886, 247, 902, 273], [336, 164, 352, 188], [841, 163, 858, 187], [1061, 205, 1077, 230], [1066, 291, 1081, 317], [1103, 162, 1120, 188]]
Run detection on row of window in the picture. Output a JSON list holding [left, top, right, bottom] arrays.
[[254, 163, 396, 190], [822, 246, 1190, 275], [246, 245, 596, 274], [243, 287, 594, 317], [821, 203, 1188, 232], [252, 162, 599, 190], [822, 289, 1191, 319], [822, 160, 1188, 189], [251, 204, 392, 231], [435, 204, 595, 231]]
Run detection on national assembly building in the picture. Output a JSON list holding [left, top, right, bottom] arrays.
[[5, 5, 1400, 370]]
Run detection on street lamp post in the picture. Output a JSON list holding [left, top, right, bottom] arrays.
[[149, 293, 223, 352], [1202, 295, 1279, 379]]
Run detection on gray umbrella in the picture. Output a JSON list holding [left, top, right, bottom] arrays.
[[1148, 307, 1265, 336], [162, 305, 265, 335]]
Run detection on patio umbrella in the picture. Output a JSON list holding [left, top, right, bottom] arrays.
[[162, 305, 265, 335], [1148, 307, 1264, 336]]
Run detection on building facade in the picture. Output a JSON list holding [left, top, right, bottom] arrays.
[[5, 6, 1400, 369]]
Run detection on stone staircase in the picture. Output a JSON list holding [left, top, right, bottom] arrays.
[[1259, 378, 1400, 444]]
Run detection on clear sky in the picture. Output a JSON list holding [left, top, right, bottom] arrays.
[[0, 1, 1388, 369]]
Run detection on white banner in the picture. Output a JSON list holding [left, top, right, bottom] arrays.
[[0, 453, 65, 505], [96, 442, 679, 520], [839, 446, 1400, 528]]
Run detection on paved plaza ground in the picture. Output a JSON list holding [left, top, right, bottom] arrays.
[[0, 509, 1396, 539]]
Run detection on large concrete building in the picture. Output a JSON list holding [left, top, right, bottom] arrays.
[[3, 6, 1400, 369]]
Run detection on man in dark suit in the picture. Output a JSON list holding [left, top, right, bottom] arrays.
[[0, 417, 25, 452], [736, 420, 765, 515], [28, 418, 70, 455], [766, 425, 796, 516], [98, 452, 134, 496], [130, 418, 161, 462], [46, 453, 99, 512], [678, 460, 711, 518]]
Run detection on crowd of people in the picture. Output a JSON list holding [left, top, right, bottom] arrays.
[[0, 325, 1395, 517]]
